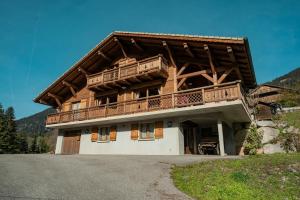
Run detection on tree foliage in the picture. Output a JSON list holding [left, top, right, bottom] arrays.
[[0, 103, 49, 154]]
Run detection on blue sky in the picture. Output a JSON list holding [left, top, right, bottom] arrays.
[[0, 0, 299, 119]]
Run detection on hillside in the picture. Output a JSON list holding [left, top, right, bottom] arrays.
[[267, 67, 300, 89], [16, 108, 55, 135]]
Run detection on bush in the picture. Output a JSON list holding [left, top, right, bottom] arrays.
[[244, 124, 263, 155]]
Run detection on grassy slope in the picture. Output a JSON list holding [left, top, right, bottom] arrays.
[[172, 154, 300, 200], [279, 111, 300, 129]]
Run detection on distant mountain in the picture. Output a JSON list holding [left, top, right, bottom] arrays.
[[266, 67, 300, 90], [16, 108, 55, 135]]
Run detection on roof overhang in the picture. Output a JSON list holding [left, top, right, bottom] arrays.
[[34, 31, 257, 107]]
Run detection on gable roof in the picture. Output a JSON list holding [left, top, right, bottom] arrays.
[[34, 31, 257, 107]]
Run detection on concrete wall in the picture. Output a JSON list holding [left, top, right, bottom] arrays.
[[56, 119, 182, 155], [55, 130, 64, 154]]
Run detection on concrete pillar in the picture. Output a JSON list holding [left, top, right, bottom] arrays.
[[217, 120, 225, 156]]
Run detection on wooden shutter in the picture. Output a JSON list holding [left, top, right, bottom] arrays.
[[80, 99, 87, 109], [63, 102, 71, 112], [154, 121, 164, 139], [91, 127, 98, 142], [110, 126, 117, 141], [131, 124, 139, 140]]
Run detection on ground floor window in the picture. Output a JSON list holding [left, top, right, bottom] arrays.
[[139, 123, 154, 140], [98, 127, 110, 142]]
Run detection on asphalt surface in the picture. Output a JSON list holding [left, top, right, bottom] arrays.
[[0, 154, 238, 200]]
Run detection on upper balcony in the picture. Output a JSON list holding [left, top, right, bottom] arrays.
[[87, 55, 168, 90], [46, 81, 252, 126]]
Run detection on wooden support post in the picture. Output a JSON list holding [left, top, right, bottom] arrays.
[[217, 68, 234, 84], [183, 43, 194, 58], [48, 93, 62, 108], [177, 78, 187, 89], [131, 38, 143, 51], [114, 37, 128, 58], [162, 41, 177, 68], [227, 46, 243, 82], [78, 67, 90, 77], [97, 51, 112, 62], [176, 63, 189, 76], [62, 81, 78, 97], [217, 119, 225, 156], [204, 44, 217, 85]]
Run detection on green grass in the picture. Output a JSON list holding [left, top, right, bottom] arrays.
[[279, 111, 300, 129], [172, 153, 300, 200]]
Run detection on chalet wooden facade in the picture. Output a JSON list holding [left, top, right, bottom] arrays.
[[34, 32, 256, 155]]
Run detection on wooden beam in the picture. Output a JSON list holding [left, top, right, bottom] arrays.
[[62, 81, 77, 97], [47, 93, 62, 107], [176, 63, 189, 76], [217, 68, 234, 84], [183, 43, 194, 58], [39, 99, 48, 104], [177, 67, 227, 80], [102, 84, 113, 89], [78, 67, 90, 76], [162, 41, 177, 68], [227, 46, 244, 82], [204, 44, 218, 85], [131, 38, 143, 51], [177, 78, 187, 89], [97, 51, 112, 62], [204, 44, 216, 73], [114, 37, 128, 58], [201, 73, 214, 83], [129, 80, 162, 90]]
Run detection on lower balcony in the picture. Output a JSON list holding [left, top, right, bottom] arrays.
[[46, 81, 251, 126]]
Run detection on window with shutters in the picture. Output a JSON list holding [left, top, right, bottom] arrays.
[[98, 127, 110, 142], [139, 123, 155, 140]]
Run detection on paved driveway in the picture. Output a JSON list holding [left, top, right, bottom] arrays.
[[0, 155, 237, 200]]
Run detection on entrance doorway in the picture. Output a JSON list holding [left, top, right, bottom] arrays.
[[182, 121, 198, 154], [62, 131, 81, 154]]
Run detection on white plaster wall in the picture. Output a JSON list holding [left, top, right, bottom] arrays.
[[55, 130, 64, 154], [78, 119, 182, 155]]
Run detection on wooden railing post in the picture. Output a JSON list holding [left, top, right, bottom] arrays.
[[237, 82, 241, 99], [172, 93, 175, 107], [202, 88, 205, 104]]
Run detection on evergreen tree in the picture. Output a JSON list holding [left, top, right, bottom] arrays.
[[15, 133, 29, 153], [0, 103, 7, 153], [31, 135, 38, 153], [5, 107, 18, 153], [39, 136, 49, 153]]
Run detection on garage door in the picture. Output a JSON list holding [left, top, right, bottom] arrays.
[[62, 131, 81, 154]]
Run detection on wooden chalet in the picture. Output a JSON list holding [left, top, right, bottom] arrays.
[[34, 31, 256, 155], [251, 84, 293, 120]]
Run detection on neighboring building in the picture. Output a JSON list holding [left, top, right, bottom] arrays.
[[250, 84, 292, 120], [34, 32, 256, 156]]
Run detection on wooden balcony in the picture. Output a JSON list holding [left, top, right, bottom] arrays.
[[87, 55, 168, 89], [46, 81, 251, 125]]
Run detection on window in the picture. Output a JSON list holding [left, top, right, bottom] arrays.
[[139, 123, 155, 140], [72, 102, 80, 110], [136, 87, 160, 99], [95, 94, 118, 106], [98, 127, 110, 142]]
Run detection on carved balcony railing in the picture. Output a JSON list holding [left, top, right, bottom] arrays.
[[46, 81, 251, 125], [87, 55, 168, 89]]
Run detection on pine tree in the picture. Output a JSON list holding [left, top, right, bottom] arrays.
[[31, 135, 38, 153], [5, 107, 18, 153], [0, 103, 7, 153]]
